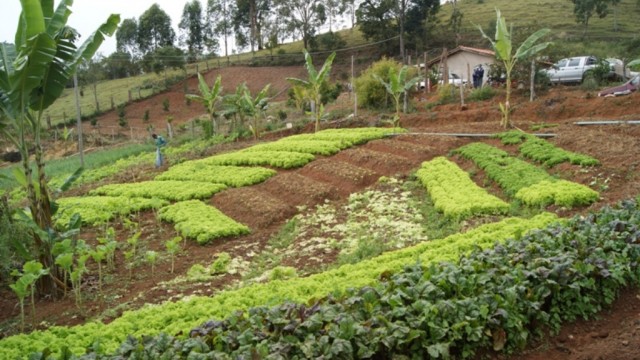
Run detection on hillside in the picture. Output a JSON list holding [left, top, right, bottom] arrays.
[[439, 0, 640, 39]]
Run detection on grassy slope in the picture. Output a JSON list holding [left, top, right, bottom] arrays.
[[442, 0, 640, 37]]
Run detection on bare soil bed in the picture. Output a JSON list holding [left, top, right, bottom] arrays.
[[1, 67, 640, 358]]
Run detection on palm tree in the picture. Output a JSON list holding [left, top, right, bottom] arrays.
[[477, 9, 551, 128], [287, 51, 336, 132], [0, 0, 119, 296], [374, 65, 421, 128]]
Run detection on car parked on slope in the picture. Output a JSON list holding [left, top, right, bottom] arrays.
[[598, 74, 640, 97], [545, 56, 614, 84]]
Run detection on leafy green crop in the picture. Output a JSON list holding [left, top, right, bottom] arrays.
[[281, 127, 406, 146], [54, 196, 168, 227], [496, 132, 600, 167], [0, 213, 556, 358], [156, 164, 276, 187], [455, 142, 598, 208], [518, 137, 600, 167], [87, 200, 638, 359], [90, 180, 227, 201], [158, 200, 250, 244], [201, 150, 315, 169], [241, 139, 343, 156], [416, 157, 509, 218], [515, 180, 599, 207]]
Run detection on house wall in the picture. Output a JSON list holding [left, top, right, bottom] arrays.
[[436, 52, 495, 86]]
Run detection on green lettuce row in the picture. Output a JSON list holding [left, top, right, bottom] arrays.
[[157, 200, 250, 244], [518, 137, 600, 167], [200, 150, 315, 169], [515, 180, 600, 207], [155, 164, 277, 187], [496, 131, 599, 167], [416, 157, 509, 218], [455, 143, 549, 195], [54, 196, 168, 228], [455, 143, 598, 208], [280, 127, 407, 146], [495, 130, 530, 145], [90, 181, 227, 201], [0, 213, 557, 358], [241, 139, 344, 156]]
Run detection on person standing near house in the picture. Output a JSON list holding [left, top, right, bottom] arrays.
[[152, 133, 167, 168], [473, 64, 485, 88]]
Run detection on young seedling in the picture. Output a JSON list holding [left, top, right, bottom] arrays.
[[22, 261, 49, 326], [124, 249, 136, 281], [126, 231, 141, 259], [90, 246, 107, 295], [165, 237, 182, 274], [9, 273, 35, 332], [70, 252, 90, 309], [145, 251, 159, 275], [52, 239, 74, 297]]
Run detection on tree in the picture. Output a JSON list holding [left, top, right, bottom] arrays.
[[142, 46, 186, 75], [179, 0, 206, 59], [275, 0, 326, 50], [325, 0, 346, 31], [0, 0, 119, 296], [342, 0, 363, 29], [103, 51, 140, 79], [374, 66, 420, 127], [116, 18, 139, 55], [186, 73, 224, 134], [356, 0, 396, 53], [138, 3, 175, 53], [287, 51, 336, 132], [570, 0, 610, 36], [232, 0, 271, 52], [448, 3, 463, 46], [207, 0, 235, 57], [357, 0, 439, 59], [478, 9, 551, 128]]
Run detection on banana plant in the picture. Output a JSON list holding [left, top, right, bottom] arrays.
[[0, 0, 119, 297], [287, 51, 336, 132], [477, 8, 551, 128], [89, 246, 107, 295], [186, 74, 224, 134], [373, 65, 421, 128], [9, 273, 34, 332], [240, 84, 271, 140]]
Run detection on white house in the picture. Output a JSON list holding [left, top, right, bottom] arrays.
[[425, 46, 496, 86]]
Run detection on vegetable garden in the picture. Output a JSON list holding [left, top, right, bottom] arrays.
[[3, 117, 639, 360]]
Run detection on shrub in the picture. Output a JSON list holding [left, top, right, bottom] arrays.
[[355, 58, 409, 110], [436, 84, 459, 104], [467, 86, 496, 102]]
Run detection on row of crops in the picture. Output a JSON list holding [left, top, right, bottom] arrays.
[[1, 128, 619, 358], [0, 212, 559, 357], [4, 196, 639, 358], [54, 128, 406, 243]]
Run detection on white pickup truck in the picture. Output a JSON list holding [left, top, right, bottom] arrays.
[[545, 56, 614, 84]]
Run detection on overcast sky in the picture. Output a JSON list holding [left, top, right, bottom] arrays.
[[0, 1, 191, 56]]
